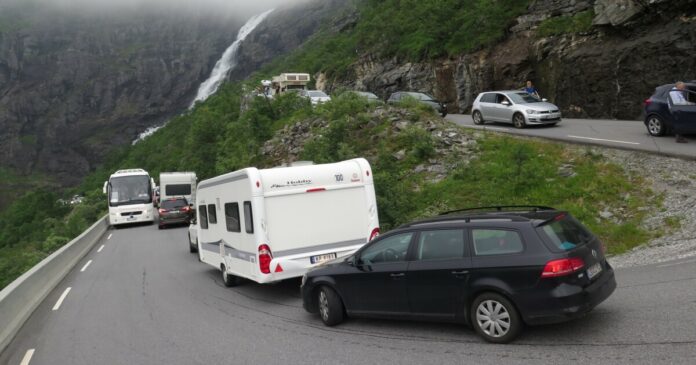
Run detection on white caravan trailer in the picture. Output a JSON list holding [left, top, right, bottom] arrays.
[[271, 73, 310, 96], [196, 158, 380, 285], [103, 169, 156, 226], [159, 172, 197, 205]]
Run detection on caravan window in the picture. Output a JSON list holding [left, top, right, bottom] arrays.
[[225, 203, 241, 232], [198, 205, 208, 229], [243, 201, 254, 234], [165, 184, 191, 196], [208, 204, 217, 224]]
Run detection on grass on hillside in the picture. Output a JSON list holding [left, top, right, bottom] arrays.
[[537, 10, 594, 37]]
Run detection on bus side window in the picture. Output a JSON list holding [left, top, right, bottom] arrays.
[[243, 201, 253, 234]]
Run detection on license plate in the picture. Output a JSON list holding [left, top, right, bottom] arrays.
[[310, 253, 337, 264], [171, 210, 179, 214], [587, 262, 602, 280], [126, 216, 136, 221]]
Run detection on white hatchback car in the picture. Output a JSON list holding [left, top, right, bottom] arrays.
[[472, 91, 562, 128], [300, 90, 332, 106]]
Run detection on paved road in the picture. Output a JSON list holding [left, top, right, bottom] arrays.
[[446, 114, 696, 159], [2, 223, 696, 365]]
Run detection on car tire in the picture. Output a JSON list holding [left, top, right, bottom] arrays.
[[197, 240, 202, 262], [317, 286, 345, 326], [189, 234, 197, 253], [221, 264, 241, 287], [646, 115, 666, 136], [158, 224, 163, 230], [441, 110, 448, 118], [472, 110, 485, 125], [471, 292, 522, 344], [513, 113, 526, 129]]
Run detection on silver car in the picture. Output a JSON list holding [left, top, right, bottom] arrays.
[[472, 91, 561, 128]]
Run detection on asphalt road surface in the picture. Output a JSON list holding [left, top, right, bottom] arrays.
[[2, 223, 696, 365], [446, 114, 696, 159]]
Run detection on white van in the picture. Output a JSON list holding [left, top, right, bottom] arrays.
[[159, 172, 197, 204], [195, 158, 380, 285]]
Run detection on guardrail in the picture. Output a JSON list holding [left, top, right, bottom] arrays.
[[0, 215, 108, 354]]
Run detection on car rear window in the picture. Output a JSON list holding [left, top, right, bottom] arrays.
[[161, 199, 187, 209], [536, 214, 595, 251]]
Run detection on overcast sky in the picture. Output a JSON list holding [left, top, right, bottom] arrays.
[[2, 0, 311, 18]]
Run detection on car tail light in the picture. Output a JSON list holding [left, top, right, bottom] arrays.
[[258, 244, 273, 274], [644, 98, 652, 107], [541, 257, 585, 278], [158, 208, 167, 214], [369, 228, 380, 241], [181, 206, 190, 213]]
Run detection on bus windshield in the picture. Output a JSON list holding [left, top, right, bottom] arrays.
[[109, 176, 152, 206]]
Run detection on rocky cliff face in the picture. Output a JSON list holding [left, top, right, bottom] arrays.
[[0, 5, 242, 192], [226, 0, 346, 82], [337, 0, 696, 119]]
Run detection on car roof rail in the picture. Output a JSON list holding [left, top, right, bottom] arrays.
[[439, 205, 556, 216], [399, 214, 533, 228]]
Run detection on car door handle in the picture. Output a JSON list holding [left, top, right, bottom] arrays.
[[390, 273, 405, 278], [451, 270, 469, 275]]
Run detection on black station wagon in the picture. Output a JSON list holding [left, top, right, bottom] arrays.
[[301, 206, 616, 343]]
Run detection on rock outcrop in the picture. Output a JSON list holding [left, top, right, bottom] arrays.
[[0, 6, 242, 190]]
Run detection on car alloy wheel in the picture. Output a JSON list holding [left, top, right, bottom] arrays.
[[647, 116, 665, 136], [316, 286, 344, 326], [319, 290, 330, 322], [473, 111, 484, 125], [513, 114, 526, 129], [476, 300, 511, 338]]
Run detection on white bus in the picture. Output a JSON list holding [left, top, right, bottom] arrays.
[[103, 169, 156, 226], [159, 172, 197, 205], [195, 158, 380, 286]]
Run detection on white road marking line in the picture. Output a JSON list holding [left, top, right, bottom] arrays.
[[52, 287, 71, 311], [107, 233, 112, 240], [98, 244, 105, 253], [656, 258, 696, 268], [466, 125, 509, 131], [567, 135, 640, 145], [80, 260, 92, 272], [20, 349, 35, 365]]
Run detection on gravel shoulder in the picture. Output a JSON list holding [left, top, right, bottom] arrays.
[[586, 148, 696, 268]]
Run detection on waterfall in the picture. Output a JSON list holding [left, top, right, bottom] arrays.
[[189, 8, 274, 108]]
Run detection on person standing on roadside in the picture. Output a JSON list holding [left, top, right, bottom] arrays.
[[670, 81, 694, 143], [522, 80, 540, 99]]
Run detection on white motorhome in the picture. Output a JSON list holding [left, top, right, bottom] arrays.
[[159, 172, 197, 205], [271, 73, 310, 95], [195, 158, 380, 285], [103, 169, 156, 226]]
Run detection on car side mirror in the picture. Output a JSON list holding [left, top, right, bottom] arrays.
[[542, 98, 548, 102], [501, 100, 510, 106]]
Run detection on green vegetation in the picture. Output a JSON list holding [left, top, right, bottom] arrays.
[[537, 10, 594, 37]]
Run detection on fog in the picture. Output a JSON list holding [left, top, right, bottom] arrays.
[[2, 0, 312, 18]]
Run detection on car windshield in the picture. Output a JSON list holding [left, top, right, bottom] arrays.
[[508, 92, 542, 104], [108, 175, 151, 207], [161, 199, 188, 210], [536, 214, 595, 251], [406, 92, 435, 101], [308, 91, 328, 97]]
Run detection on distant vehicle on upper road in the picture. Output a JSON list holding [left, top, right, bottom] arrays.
[[159, 172, 197, 205], [643, 82, 696, 136], [346, 91, 382, 104], [301, 206, 616, 344], [472, 91, 561, 128], [158, 197, 193, 229], [103, 169, 156, 226], [300, 90, 332, 106], [271, 73, 310, 96], [388, 91, 447, 117], [195, 158, 380, 286]]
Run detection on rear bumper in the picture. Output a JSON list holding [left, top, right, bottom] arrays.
[[159, 215, 190, 225], [256, 244, 363, 283], [521, 266, 616, 325]]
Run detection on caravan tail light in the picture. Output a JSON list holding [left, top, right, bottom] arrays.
[[258, 244, 273, 274], [369, 228, 380, 241]]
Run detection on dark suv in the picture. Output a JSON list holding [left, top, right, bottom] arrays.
[[643, 82, 696, 136], [301, 206, 616, 343], [158, 197, 193, 229]]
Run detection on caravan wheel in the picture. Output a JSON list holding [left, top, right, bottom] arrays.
[[221, 265, 241, 287]]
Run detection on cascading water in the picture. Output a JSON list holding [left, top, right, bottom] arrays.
[[132, 9, 274, 144], [189, 8, 274, 108]]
